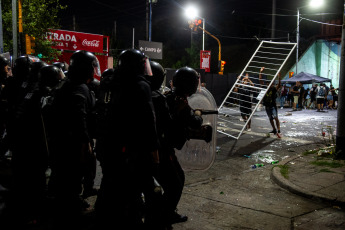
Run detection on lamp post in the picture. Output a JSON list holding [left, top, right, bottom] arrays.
[[185, 5, 205, 51], [296, 0, 324, 75]]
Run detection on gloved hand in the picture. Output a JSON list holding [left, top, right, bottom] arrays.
[[194, 110, 202, 116]]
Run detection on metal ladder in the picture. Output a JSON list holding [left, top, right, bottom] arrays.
[[217, 41, 297, 139]]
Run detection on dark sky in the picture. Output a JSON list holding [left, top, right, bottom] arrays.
[[58, 0, 343, 71], [58, 0, 343, 39]]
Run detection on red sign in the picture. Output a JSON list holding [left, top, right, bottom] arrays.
[[200, 50, 211, 72], [47, 29, 105, 53]]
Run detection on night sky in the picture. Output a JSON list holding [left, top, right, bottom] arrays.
[[58, 0, 343, 72]]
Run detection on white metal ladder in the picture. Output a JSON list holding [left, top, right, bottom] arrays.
[[217, 41, 297, 139]]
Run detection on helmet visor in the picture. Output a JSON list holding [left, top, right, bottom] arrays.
[[58, 69, 66, 80], [144, 57, 153, 76], [93, 57, 101, 77]]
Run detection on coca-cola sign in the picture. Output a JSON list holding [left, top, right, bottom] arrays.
[[48, 29, 105, 53], [82, 39, 100, 47]]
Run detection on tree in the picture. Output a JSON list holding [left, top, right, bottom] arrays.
[[1, 0, 66, 61]]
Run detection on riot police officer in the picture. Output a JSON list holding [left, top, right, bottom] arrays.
[[52, 61, 68, 72], [164, 66, 203, 225], [95, 49, 159, 229], [0, 55, 10, 160], [48, 50, 99, 224]]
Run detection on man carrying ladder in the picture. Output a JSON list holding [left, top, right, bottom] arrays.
[[259, 67, 282, 138]]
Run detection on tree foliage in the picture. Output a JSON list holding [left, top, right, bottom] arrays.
[[1, 0, 66, 61]]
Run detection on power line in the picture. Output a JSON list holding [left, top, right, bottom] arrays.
[[300, 17, 342, 26]]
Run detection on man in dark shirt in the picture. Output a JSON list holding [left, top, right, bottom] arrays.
[[298, 82, 305, 110], [259, 67, 281, 137], [234, 74, 254, 131], [291, 81, 300, 111], [308, 84, 317, 109]]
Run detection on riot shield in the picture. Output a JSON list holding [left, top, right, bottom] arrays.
[[174, 87, 217, 171]]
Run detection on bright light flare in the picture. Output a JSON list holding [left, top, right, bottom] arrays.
[[185, 5, 199, 19], [309, 0, 324, 8]]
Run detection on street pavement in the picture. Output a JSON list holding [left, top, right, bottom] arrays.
[[169, 107, 345, 230], [1, 107, 344, 229]]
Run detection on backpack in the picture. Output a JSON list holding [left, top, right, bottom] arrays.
[[317, 86, 325, 97]]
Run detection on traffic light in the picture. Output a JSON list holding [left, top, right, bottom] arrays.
[[188, 20, 195, 30], [218, 60, 226, 75], [289, 71, 294, 78], [25, 34, 35, 55], [188, 19, 202, 32]]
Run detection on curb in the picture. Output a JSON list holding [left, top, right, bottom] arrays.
[[270, 155, 345, 206]]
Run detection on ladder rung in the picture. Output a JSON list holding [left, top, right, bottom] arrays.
[[261, 46, 293, 51], [254, 56, 285, 61], [257, 51, 289, 56], [251, 60, 281, 66], [246, 65, 279, 72]]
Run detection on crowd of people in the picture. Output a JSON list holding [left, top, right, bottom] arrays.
[[0, 49, 207, 230], [233, 68, 337, 138], [278, 81, 338, 112]]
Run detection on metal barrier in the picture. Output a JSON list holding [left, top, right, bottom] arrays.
[[217, 41, 297, 139]]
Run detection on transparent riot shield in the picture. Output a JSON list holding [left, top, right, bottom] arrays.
[[174, 87, 217, 171]]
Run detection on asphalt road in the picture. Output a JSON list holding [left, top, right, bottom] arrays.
[[88, 107, 344, 229], [172, 108, 344, 230]]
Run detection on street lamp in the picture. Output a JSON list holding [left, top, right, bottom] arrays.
[[296, 0, 324, 75], [185, 5, 205, 51]]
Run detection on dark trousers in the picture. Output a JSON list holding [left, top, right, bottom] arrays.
[[159, 152, 185, 218]]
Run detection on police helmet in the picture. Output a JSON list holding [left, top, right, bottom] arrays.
[[118, 49, 152, 77], [53, 62, 68, 72], [173, 66, 200, 96], [0, 55, 9, 68], [148, 61, 166, 91], [101, 68, 115, 81], [29, 60, 48, 82], [68, 50, 101, 83], [12, 55, 33, 80], [38, 65, 65, 89]]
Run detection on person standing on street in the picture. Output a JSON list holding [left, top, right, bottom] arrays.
[[164, 67, 203, 225], [297, 82, 305, 110], [94, 49, 159, 229], [290, 81, 300, 111], [279, 84, 288, 109], [315, 83, 326, 112], [234, 74, 254, 131], [47, 50, 99, 225], [308, 84, 317, 109], [0, 55, 10, 160], [259, 67, 281, 137], [145, 61, 175, 229]]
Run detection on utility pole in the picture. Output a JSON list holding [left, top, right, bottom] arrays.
[[149, 0, 152, 41], [0, 0, 4, 53], [271, 0, 276, 39], [73, 15, 76, 31], [114, 21, 116, 40], [18, 0, 23, 55], [146, 0, 149, 40], [132, 28, 135, 49], [336, 1, 345, 158], [12, 0, 17, 60]]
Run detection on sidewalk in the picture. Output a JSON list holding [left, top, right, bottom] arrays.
[[271, 150, 345, 206]]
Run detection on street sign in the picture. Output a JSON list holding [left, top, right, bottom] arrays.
[[139, 40, 163, 59], [47, 29, 109, 54], [200, 50, 211, 72]]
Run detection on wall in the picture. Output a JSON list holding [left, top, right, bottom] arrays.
[[286, 39, 341, 88]]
